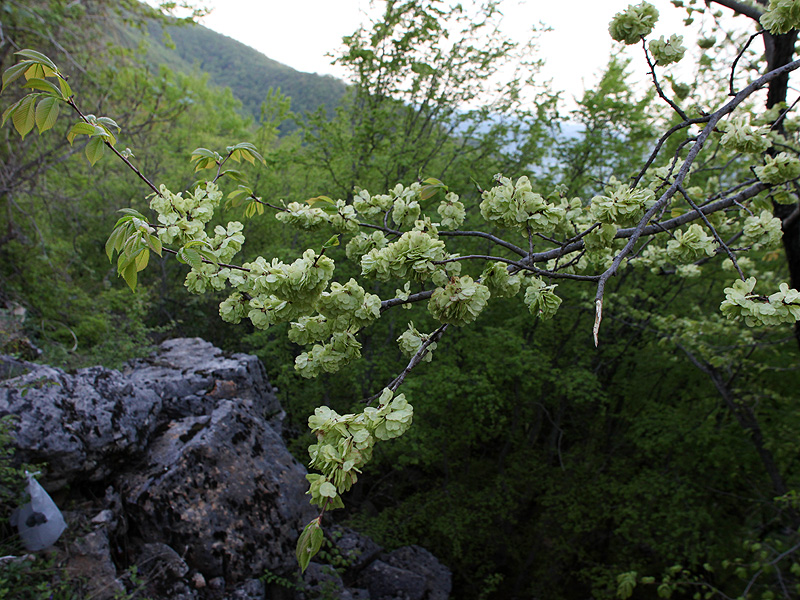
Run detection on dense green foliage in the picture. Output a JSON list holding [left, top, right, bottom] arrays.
[[4, 1, 800, 600]]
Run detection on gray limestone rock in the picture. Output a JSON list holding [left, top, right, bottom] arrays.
[[124, 338, 282, 423], [0, 361, 161, 490], [120, 399, 315, 582], [359, 559, 427, 600], [385, 546, 451, 600]]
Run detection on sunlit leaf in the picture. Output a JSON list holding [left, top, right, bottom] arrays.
[[35, 97, 59, 133], [12, 95, 35, 138], [85, 136, 106, 165]]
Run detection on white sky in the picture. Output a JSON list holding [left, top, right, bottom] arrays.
[[194, 1, 745, 109]]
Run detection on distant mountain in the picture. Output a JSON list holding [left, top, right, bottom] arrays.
[[145, 21, 348, 120]]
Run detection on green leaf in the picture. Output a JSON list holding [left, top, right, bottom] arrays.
[[190, 147, 217, 159], [219, 168, 246, 183], [14, 49, 58, 72], [58, 77, 72, 99], [134, 248, 150, 271], [105, 226, 125, 262], [24, 63, 49, 81], [85, 136, 105, 165], [193, 157, 216, 171], [322, 234, 341, 249], [307, 196, 335, 209], [22, 77, 61, 95], [12, 95, 35, 138], [35, 97, 59, 133], [1, 60, 35, 92], [96, 116, 120, 132], [1, 98, 24, 128], [178, 247, 203, 270], [67, 122, 101, 144], [146, 234, 163, 257], [120, 260, 138, 292], [295, 518, 324, 573]]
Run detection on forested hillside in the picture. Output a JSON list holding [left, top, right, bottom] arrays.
[[4, 1, 800, 600], [145, 20, 347, 118]]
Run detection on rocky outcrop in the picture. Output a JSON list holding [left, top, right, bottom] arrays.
[[0, 338, 452, 600], [0, 360, 161, 490]]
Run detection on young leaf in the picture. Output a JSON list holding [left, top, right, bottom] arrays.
[[134, 247, 150, 271], [58, 77, 72, 99], [105, 226, 126, 262], [12, 95, 36, 138], [146, 234, 163, 257], [307, 196, 335, 208], [15, 49, 58, 72], [23, 78, 61, 96], [295, 518, 324, 573], [67, 122, 101, 144], [96, 116, 120, 132], [85, 136, 106, 165], [35, 97, 59, 133], [24, 63, 49, 81], [322, 234, 341, 249], [1, 60, 35, 92], [120, 260, 139, 292], [1, 98, 24, 128]]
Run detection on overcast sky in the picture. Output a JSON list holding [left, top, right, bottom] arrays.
[[193, 1, 740, 109]]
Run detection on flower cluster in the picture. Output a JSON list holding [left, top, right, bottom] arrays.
[[275, 202, 330, 230], [150, 182, 223, 245], [741, 211, 783, 250], [481, 261, 522, 298], [361, 230, 448, 282], [590, 181, 655, 227]]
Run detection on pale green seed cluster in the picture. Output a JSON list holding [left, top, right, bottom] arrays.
[[741, 211, 783, 250], [523, 277, 562, 320], [346, 231, 388, 261], [666, 224, 716, 262], [437, 192, 466, 229], [361, 230, 448, 282], [719, 116, 773, 154], [275, 202, 329, 230], [648, 34, 686, 65], [389, 183, 423, 229], [481, 262, 522, 298], [428, 275, 491, 325], [608, 2, 659, 45], [352, 188, 393, 217], [479, 174, 566, 233], [755, 152, 800, 185], [397, 322, 437, 362], [590, 182, 656, 227], [721, 279, 800, 326], [760, 0, 800, 34], [150, 182, 225, 245], [306, 389, 413, 507]]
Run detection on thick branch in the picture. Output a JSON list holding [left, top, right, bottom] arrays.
[[710, 0, 763, 21]]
